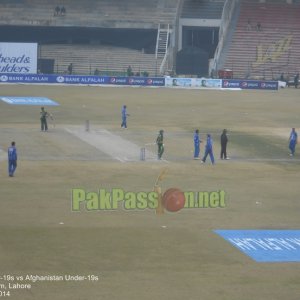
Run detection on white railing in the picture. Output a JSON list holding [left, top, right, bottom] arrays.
[[158, 0, 184, 76], [159, 47, 169, 75], [210, 0, 239, 76]]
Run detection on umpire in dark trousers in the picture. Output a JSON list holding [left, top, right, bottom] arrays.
[[220, 129, 229, 160]]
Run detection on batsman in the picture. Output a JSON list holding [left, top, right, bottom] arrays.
[[40, 106, 49, 131], [156, 129, 164, 160]]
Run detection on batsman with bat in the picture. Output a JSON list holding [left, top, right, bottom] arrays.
[[40, 107, 49, 132]]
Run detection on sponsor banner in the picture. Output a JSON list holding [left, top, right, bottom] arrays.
[[0, 96, 59, 106], [278, 80, 287, 88], [193, 78, 222, 88], [0, 73, 278, 90], [108, 76, 127, 85], [215, 230, 300, 262], [165, 77, 192, 87], [110, 76, 165, 86], [222, 79, 278, 90], [165, 77, 222, 88], [0, 74, 165, 86], [0, 43, 37, 74], [55, 75, 108, 84], [0, 74, 57, 84]]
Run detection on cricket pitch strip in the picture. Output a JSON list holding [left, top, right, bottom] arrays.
[[65, 126, 158, 162]]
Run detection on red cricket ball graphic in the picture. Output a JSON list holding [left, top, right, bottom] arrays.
[[162, 188, 185, 212]]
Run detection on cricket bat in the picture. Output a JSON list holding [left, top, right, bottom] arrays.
[[49, 113, 55, 128]]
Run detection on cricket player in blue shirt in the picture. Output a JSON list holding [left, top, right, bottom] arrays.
[[201, 134, 215, 164], [121, 105, 129, 128], [8, 141, 17, 177], [193, 129, 201, 159], [289, 128, 298, 156]]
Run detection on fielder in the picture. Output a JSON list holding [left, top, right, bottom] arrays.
[[121, 105, 129, 128], [289, 128, 298, 156], [193, 129, 201, 159], [201, 134, 215, 164], [8, 141, 17, 177]]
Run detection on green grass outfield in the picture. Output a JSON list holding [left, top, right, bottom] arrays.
[[0, 84, 300, 300]]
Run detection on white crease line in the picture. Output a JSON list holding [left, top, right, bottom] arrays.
[[115, 156, 126, 163]]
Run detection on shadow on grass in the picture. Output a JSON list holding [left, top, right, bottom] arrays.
[[231, 132, 290, 159]]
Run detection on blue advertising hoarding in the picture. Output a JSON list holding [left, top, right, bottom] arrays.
[[0, 73, 279, 90], [109, 76, 165, 86], [0, 74, 165, 87], [222, 79, 278, 90]]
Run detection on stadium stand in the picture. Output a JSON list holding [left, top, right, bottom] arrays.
[[39, 44, 163, 76], [181, 0, 225, 19], [0, 0, 181, 76], [221, 0, 300, 80], [0, 0, 179, 29], [1, 0, 298, 79]]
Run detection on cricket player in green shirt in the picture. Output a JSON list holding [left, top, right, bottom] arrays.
[[40, 107, 49, 131], [156, 130, 164, 160]]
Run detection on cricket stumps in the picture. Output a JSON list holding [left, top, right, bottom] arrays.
[[85, 120, 90, 132]]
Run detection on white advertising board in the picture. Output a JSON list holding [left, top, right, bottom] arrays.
[[0, 42, 37, 74]]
